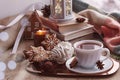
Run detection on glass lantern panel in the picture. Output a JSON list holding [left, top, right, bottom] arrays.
[[65, 0, 72, 16], [54, 0, 64, 18], [55, 0, 62, 14]]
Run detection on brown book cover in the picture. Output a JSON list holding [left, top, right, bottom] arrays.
[[36, 10, 59, 32]]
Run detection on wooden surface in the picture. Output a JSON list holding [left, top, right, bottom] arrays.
[[0, 40, 120, 80]]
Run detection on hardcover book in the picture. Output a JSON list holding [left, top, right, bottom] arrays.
[[50, 24, 94, 41]]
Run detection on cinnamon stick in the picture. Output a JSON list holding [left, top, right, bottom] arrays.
[[70, 57, 78, 68]]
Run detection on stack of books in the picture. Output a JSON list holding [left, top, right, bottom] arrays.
[[50, 15, 94, 41], [38, 11, 94, 41]]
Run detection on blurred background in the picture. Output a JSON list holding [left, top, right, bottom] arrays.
[[82, 0, 120, 13], [0, 0, 120, 19], [0, 0, 50, 19]]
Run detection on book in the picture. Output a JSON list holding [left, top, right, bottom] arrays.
[[59, 23, 87, 34], [51, 24, 94, 41], [59, 27, 94, 41], [58, 22, 89, 34], [57, 14, 88, 34], [70, 33, 95, 44]]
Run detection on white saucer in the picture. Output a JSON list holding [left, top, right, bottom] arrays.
[[66, 56, 113, 74]]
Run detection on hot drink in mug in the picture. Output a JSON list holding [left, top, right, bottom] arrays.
[[73, 40, 110, 69]]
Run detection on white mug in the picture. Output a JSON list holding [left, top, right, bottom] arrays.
[[73, 40, 110, 69]]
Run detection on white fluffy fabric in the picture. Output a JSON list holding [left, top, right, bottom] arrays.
[[82, 0, 120, 13]]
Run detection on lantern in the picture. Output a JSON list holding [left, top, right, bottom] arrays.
[[50, 0, 74, 22]]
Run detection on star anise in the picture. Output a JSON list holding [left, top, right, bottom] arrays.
[[96, 60, 105, 70], [76, 17, 86, 23], [41, 5, 51, 17]]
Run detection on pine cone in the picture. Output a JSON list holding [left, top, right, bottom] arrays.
[[41, 5, 51, 17]]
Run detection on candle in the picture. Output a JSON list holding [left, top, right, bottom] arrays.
[[35, 30, 47, 35], [34, 29, 47, 47]]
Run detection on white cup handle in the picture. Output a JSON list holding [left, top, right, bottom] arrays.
[[100, 48, 110, 62]]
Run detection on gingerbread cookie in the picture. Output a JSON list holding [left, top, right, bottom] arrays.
[[41, 33, 61, 51], [24, 46, 52, 62]]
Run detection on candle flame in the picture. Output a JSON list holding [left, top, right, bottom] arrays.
[[36, 30, 47, 35]]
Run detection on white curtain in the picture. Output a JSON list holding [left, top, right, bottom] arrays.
[[0, 0, 50, 19]]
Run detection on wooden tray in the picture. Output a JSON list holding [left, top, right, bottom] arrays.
[[25, 58, 119, 77]]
